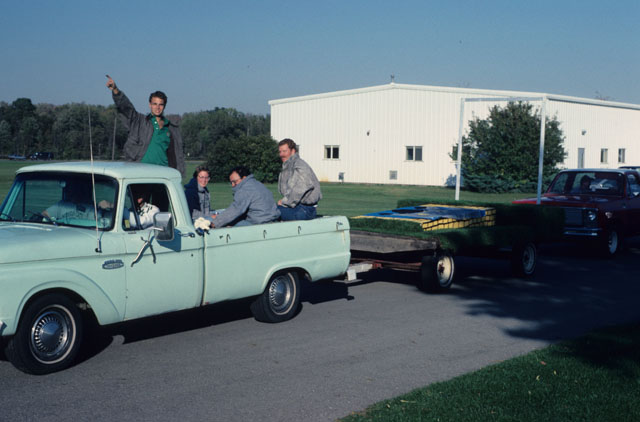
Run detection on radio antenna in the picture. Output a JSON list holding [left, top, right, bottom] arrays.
[[88, 105, 102, 253]]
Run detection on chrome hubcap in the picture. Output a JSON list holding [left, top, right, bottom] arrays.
[[30, 306, 75, 364], [436, 255, 454, 286], [608, 232, 618, 254], [269, 275, 294, 315], [523, 246, 536, 272]]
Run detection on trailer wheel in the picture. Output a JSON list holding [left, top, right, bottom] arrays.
[[4, 293, 83, 375], [419, 252, 454, 292], [250, 271, 300, 323], [511, 242, 537, 277]]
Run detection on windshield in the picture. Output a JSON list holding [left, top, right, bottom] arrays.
[[547, 171, 624, 196], [0, 172, 118, 229]]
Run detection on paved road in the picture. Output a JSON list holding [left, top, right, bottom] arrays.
[[2, 242, 640, 422]]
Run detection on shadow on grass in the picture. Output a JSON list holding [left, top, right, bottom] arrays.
[[548, 323, 640, 379]]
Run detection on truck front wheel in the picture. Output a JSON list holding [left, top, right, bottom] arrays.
[[250, 271, 301, 323], [600, 228, 621, 257], [4, 294, 83, 375]]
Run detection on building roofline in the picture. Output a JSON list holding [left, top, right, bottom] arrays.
[[268, 82, 640, 111]]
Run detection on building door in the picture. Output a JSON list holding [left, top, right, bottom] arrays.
[[577, 148, 585, 168]]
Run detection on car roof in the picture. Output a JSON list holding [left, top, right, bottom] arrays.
[[558, 169, 630, 174], [16, 161, 182, 180]]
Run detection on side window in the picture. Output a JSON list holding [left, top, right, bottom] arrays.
[[548, 173, 570, 194], [122, 183, 172, 231], [627, 174, 640, 197]]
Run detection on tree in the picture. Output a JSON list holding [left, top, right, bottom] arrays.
[[0, 120, 11, 155], [181, 108, 270, 159], [207, 134, 281, 183], [455, 102, 566, 192], [18, 116, 40, 155]]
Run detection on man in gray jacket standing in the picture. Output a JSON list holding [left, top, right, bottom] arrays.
[[277, 138, 322, 221], [106, 75, 185, 176], [212, 166, 280, 228]]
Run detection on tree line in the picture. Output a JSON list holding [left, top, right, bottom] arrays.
[[1, 98, 566, 191], [0, 98, 280, 181]]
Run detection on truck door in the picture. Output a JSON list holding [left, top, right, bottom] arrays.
[[122, 182, 203, 320], [626, 173, 640, 235]]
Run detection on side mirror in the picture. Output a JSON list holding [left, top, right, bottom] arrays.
[[153, 212, 174, 241]]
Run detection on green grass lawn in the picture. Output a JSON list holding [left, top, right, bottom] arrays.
[[341, 323, 640, 422], [1, 160, 535, 215]]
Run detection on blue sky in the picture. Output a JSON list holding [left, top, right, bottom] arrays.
[[1, 0, 638, 115]]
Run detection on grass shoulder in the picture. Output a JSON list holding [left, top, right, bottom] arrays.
[[341, 323, 640, 422]]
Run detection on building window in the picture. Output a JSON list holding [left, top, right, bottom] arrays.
[[618, 148, 626, 163], [600, 148, 608, 164], [324, 145, 340, 160], [406, 146, 423, 161], [389, 170, 397, 180]]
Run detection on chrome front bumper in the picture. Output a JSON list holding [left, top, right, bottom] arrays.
[[563, 227, 601, 237]]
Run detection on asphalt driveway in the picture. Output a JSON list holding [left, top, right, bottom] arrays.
[[2, 241, 640, 421]]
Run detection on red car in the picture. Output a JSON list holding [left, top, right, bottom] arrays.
[[513, 169, 640, 256]]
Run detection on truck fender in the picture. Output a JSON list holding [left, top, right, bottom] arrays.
[[0, 268, 122, 337]]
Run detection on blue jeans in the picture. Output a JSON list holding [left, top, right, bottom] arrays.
[[278, 204, 317, 221]]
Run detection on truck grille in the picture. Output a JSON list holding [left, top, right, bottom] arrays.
[[564, 208, 583, 226]]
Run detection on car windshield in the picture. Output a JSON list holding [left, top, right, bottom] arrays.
[[0, 172, 118, 229], [547, 171, 624, 196]]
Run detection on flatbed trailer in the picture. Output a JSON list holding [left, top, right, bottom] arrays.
[[347, 229, 537, 292]]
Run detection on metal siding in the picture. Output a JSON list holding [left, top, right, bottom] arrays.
[[271, 84, 640, 186]]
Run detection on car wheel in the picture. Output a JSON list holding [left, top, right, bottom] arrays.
[[601, 228, 621, 257], [4, 294, 83, 375], [250, 271, 301, 323], [511, 242, 537, 277], [419, 251, 455, 292]]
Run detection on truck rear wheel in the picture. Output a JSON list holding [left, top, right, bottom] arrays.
[[4, 293, 83, 375], [419, 252, 454, 292], [511, 242, 537, 277], [250, 271, 301, 323]]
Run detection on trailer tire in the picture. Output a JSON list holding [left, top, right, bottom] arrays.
[[511, 242, 537, 277], [5, 293, 83, 375], [250, 271, 300, 323], [419, 252, 454, 292]]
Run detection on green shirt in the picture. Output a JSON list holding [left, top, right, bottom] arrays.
[[141, 115, 170, 167]]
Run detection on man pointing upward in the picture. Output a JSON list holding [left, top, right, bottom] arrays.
[[106, 75, 185, 176]]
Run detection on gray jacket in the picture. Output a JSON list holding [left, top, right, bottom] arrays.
[[278, 153, 322, 207], [112, 90, 185, 176], [214, 175, 280, 227]]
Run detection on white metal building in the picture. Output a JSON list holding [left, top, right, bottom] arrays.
[[269, 83, 640, 186]]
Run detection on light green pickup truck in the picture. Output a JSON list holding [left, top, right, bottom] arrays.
[[0, 162, 350, 374]]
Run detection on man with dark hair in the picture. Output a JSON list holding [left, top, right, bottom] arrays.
[[106, 76, 185, 176], [277, 138, 322, 221], [211, 166, 280, 228], [184, 165, 215, 221]]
